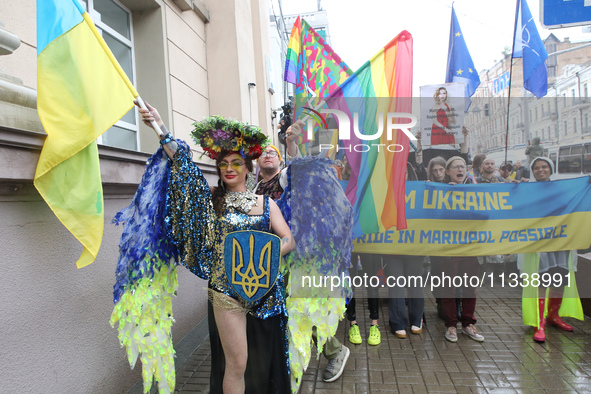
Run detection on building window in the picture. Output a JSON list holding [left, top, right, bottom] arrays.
[[574, 117, 577, 134], [83, 0, 138, 151]]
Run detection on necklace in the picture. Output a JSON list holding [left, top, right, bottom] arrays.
[[225, 190, 258, 213]]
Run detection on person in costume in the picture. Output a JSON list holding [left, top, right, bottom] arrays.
[[430, 87, 456, 146], [138, 103, 295, 393], [518, 157, 584, 343], [255, 143, 351, 384]]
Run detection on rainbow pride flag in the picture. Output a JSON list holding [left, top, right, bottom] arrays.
[[284, 17, 352, 96], [284, 17, 353, 150], [327, 31, 413, 237], [36, 0, 137, 268], [284, 16, 302, 84]]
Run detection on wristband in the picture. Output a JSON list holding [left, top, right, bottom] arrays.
[[160, 133, 174, 146]]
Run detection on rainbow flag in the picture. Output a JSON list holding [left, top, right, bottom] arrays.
[[284, 16, 302, 84], [327, 31, 413, 237], [36, 0, 137, 268], [284, 17, 353, 150]]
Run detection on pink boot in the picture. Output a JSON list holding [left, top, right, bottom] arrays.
[[547, 294, 573, 332], [533, 298, 546, 343]]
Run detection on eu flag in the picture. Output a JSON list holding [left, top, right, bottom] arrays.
[[446, 6, 481, 101], [513, 0, 548, 98]]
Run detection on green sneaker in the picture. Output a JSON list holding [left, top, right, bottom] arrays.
[[368, 324, 381, 346], [348, 324, 362, 344]]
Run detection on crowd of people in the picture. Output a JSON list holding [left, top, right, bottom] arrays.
[[133, 101, 584, 392]]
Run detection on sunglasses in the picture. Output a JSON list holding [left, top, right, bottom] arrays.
[[218, 160, 245, 170]]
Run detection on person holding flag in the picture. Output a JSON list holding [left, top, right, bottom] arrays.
[[136, 103, 295, 393]]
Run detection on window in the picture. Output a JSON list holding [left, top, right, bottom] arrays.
[[83, 0, 138, 151], [574, 117, 577, 134], [558, 146, 582, 174], [549, 152, 557, 168], [585, 144, 591, 173]]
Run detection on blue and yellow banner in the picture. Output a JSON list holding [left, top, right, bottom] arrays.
[[353, 177, 591, 256]]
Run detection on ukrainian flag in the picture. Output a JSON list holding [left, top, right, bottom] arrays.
[[36, 0, 138, 268]]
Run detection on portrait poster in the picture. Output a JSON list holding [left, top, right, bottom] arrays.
[[420, 83, 465, 147]]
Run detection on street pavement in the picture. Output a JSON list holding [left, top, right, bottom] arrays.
[[142, 284, 591, 393]]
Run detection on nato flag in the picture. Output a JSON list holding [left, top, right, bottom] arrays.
[[513, 0, 548, 98]]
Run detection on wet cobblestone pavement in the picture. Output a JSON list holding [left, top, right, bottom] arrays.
[[167, 285, 591, 393]]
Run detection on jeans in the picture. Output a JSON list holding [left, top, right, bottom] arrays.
[[384, 255, 425, 331]]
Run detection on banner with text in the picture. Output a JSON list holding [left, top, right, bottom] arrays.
[[353, 177, 591, 256]]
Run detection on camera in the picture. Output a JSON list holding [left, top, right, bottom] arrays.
[[277, 102, 293, 146]]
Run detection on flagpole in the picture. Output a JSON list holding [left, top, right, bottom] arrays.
[[504, 0, 521, 166], [504, 57, 515, 166], [135, 96, 165, 137]]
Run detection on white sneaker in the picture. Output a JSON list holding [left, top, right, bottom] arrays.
[[445, 326, 457, 343], [322, 345, 350, 382], [462, 324, 484, 342]]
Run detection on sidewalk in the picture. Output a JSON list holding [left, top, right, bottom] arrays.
[[169, 286, 591, 393]]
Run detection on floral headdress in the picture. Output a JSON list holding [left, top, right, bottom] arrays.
[[191, 115, 268, 160]]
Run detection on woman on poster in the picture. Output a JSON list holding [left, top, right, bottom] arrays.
[[430, 87, 456, 146]]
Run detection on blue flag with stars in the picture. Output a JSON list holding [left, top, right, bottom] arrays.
[[446, 5, 480, 105], [512, 0, 548, 98]]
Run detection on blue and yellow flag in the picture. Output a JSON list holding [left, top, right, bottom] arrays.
[[36, 0, 137, 268]]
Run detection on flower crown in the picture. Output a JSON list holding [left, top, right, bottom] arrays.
[[191, 115, 268, 160]]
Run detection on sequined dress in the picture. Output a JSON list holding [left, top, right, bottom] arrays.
[[165, 145, 289, 393]]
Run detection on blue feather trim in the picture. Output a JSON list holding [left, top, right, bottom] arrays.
[[112, 146, 179, 304]]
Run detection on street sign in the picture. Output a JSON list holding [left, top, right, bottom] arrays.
[[541, 0, 591, 28]]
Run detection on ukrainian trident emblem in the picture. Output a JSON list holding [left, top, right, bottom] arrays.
[[224, 230, 280, 304]]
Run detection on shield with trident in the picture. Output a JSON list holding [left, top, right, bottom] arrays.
[[223, 230, 281, 304]]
